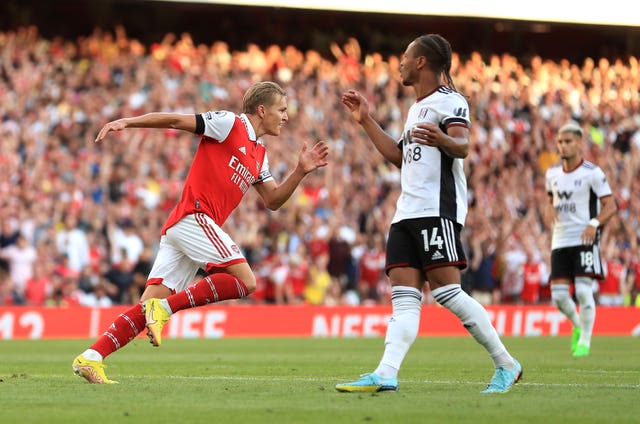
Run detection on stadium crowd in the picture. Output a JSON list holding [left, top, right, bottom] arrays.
[[1, 25, 639, 308]]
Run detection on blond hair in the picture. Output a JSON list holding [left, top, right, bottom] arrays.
[[558, 122, 583, 138], [242, 81, 286, 114]]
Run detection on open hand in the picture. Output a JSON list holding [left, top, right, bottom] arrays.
[[299, 140, 329, 173]]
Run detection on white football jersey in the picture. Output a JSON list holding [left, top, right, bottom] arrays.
[[393, 86, 471, 225], [545, 160, 612, 249]]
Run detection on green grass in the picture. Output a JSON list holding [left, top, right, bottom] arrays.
[[1, 336, 638, 423]]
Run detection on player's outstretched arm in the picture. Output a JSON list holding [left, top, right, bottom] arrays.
[[94, 113, 197, 143], [254, 140, 329, 210], [341, 90, 402, 167]]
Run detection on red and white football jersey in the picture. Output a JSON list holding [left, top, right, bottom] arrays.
[[161, 111, 273, 234]]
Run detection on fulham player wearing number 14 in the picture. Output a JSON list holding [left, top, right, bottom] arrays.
[[336, 34, 522, 394]]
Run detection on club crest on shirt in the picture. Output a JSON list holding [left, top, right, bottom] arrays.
[[419, 108, 429, 119], [205, 111, 227, 120]]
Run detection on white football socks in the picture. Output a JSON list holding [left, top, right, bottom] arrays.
[[82, 349, 103, 361], [551, 284, 581, 328], [574, 278, 596, 347], [431, 284, 514, 369], [375, 286, 422, 379], [159, 298, 173, 314]]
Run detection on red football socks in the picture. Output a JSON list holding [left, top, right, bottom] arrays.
[[166, 273, 249, 312], [90, 303, 146, 358], [88, 274, 248, 358]]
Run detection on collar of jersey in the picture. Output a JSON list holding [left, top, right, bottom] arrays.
[[239, 113, 258, 142]]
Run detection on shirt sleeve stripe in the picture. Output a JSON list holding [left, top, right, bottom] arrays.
[[195, 114, 205, 135]]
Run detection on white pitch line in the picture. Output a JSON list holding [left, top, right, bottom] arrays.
[[160, 375, 640, 389], [46, 373, 640, 389], [562, 369, 640, 374]]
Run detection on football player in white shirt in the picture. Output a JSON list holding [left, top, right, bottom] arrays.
[[544, 122, 617, 357], [336, 34, 521, 394]]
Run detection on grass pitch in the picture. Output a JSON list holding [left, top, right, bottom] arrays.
[[1, 336, 638, 423]]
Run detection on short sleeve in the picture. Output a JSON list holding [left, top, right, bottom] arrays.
[[198, 110, 236, 141], [255, 152, 274, 184], [591, 167, 613, 198]]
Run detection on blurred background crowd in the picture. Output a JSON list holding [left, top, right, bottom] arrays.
[[0, 22, 638, 309]]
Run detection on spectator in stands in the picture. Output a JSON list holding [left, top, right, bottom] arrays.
[[0, 233, 38, 302], [0, 218, 20, 249], [24, 264, 53, 306], [623, 257, 639, 307], [499, 233, 527, 303], [108, 218, 144, 266], [326, 214, 358, 299], [356, 233, 387, 304], [45, 274, 82, 307], [303, 252, 332, 305], [78, 282, 114, 308], [0, 258, 15, 305], [264, 251, 292, 304], [598, 242, 627, 306], [103, 248, 136, 304], [520, 242, 547, 305], [55, 214, 90, 274], [129, 248, 153, 304], [467, 235, 501, 305], [287, 244, 310, 303], [0, 24, 637, 313]]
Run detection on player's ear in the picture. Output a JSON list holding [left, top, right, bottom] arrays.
[[257, 104, 265, 118]]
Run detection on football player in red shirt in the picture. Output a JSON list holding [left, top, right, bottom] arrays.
[[73, 81, 328, 383]]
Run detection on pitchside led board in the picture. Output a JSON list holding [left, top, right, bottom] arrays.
[[1, 304, 639, 339]]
